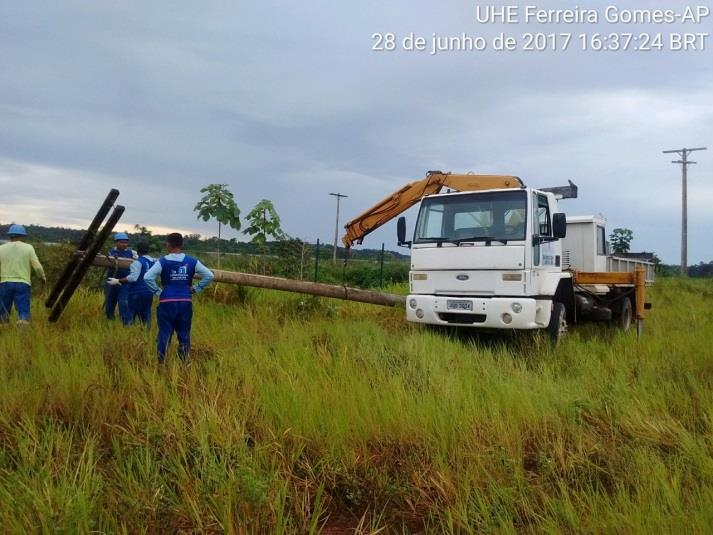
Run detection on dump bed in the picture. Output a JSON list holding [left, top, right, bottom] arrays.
[[562, 215, 655, 285], [607, 256, 655, 285]]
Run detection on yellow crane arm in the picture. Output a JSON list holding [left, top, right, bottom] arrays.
[[342, 171, 524, 247]]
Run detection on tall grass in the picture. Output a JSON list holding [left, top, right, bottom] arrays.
[[0, 278, 712, 532]]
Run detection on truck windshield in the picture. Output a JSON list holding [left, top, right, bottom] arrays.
[[414, 190, 527, 244]]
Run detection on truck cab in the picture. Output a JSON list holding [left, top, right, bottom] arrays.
[[404, 187, 570, 330]]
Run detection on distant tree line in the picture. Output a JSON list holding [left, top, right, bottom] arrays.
[[663, 262, 713, 278], [687, 262, 713, 277], [4, 221, 713, 281], [0, 223, 409, 261], [0, 224, 85, 244]]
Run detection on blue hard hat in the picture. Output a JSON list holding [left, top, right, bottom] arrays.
[[114, 232, 129, 241], [7, 224, 27, 236]]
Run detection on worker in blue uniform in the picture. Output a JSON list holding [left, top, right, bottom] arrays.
[[104, 232, 136, 324], [107, 241, 155, 326], [144, 233, 214, 363]]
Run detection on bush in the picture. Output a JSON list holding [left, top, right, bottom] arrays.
[[32, 241, 105, 291]]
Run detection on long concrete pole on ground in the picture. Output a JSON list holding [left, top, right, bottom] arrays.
[[88, 254, 406, 308]]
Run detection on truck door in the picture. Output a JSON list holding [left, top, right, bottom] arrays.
[[533, 193, 553, 268], [532, 193, 561, 297]]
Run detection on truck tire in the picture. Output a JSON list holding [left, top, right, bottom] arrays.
[[547, 302, 567, 344], [617, 297, 633, 332]]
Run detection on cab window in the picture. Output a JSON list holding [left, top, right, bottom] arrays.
[[536, 194, 551, 236], [416, 202, 445, 239], [597, 226, 606, 256]]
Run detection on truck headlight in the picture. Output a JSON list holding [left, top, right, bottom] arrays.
[[502, 313, 513, 325], [409, 298, 418, 310], [511, 302, 522, 314], [416, 309, 425, 319]]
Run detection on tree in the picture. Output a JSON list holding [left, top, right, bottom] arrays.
[[243, 199, 285, 245], [610, 228, 633, 254], [193, 184, 241, 264], [132, 224, 162, 252]]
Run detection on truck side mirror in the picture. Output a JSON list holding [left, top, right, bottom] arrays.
[[397, 216, 407, 245], [552, 213, 567, 239]]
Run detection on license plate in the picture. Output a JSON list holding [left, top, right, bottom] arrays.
[[447, 299, 473, 311]]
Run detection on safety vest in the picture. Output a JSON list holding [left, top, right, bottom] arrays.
[[107, 248, 135, 279], [158, 255, 197, 302], [129, 256, 155, 297]]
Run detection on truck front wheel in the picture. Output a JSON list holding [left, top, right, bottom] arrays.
[[547, 302, 567, 344]]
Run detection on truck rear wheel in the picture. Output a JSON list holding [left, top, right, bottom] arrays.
[[617, 297, 633, 331], [547, 302, 567, 344]]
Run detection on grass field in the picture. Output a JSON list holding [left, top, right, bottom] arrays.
[[1, 277, 712, 533]]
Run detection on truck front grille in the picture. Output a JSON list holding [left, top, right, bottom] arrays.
[[438, 313, 487, 325]]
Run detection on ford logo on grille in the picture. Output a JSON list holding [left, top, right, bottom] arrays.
[[456, 274, 469, 281]]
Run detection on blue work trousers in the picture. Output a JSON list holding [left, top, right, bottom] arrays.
[[156, 301, 193, 362], [0, 282, 31, 321], [104, 283, 131, 325], [129, 293, 153, 327]]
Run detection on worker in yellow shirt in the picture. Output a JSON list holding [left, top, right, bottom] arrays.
[[0, 225, 46, 325]]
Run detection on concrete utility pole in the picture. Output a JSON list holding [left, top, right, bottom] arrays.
[[662, 146, 707, 276], [329, 192, 348, 263], [89, 254, 405, 307]]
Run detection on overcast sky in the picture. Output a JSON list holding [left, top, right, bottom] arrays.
[[1, 1, 711, 263]]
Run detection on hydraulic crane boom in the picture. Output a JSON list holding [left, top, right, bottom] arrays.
[[342, 171, 524, 247]]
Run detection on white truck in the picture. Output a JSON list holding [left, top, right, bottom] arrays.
[[343, 171, 653, 340]]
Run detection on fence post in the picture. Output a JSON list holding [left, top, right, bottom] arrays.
[[314, 239, 320, 282], [379, 243, 385, 288]]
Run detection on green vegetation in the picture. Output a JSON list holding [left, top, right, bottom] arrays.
[[0, 223, 411, 262], [687, 261, 713, 278], [243, 200, 286, 246], [193, 184, 242, 267], [30, 241, 410, 292], [1, 278, 712, 532], [194, 184, 243, 239], [609, 228, 634, 254]]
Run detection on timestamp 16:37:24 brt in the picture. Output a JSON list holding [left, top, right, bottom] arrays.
[[519, 32, 708, 51]]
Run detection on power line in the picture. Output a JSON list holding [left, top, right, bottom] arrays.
[[329, 192, 348, 263], [662, 146, 707, 276]]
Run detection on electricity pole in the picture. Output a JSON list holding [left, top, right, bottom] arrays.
[[329, 192, 348, 263], [662, 146, 707, 276]]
